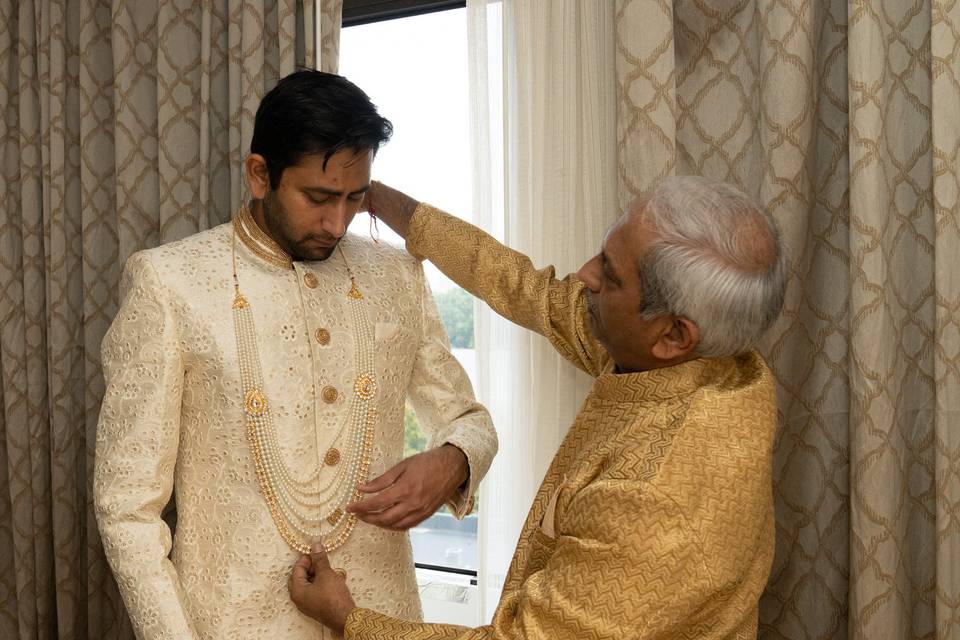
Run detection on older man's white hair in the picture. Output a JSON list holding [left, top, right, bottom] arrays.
[[636, 175, 787, 358]]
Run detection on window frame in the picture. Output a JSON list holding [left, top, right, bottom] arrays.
[[337, 4, 481, 599], [342, 0, 466, 27]]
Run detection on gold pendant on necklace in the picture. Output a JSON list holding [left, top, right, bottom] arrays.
[[354, 374, 377, 400], [244, 389, 268, 416], [348, 279, 363, 300]]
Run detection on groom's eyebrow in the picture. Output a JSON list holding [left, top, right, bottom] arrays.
[[303, 185, 370, 197]]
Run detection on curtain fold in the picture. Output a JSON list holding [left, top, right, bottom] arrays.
[[0, 2, 337, 637], [932, 5, 960, 637]]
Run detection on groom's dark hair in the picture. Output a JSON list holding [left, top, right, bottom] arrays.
[[251, 70, 393, 189]]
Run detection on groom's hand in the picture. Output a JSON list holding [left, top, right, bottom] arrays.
[[347, 444, 469, 531]]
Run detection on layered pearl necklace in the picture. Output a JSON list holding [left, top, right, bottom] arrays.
[[231, 205, 376, 554]]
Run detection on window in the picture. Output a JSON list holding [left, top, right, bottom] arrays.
[[339, 4, 482, 626]]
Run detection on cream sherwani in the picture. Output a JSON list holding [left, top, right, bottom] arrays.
[[94, 211, 497, 639]]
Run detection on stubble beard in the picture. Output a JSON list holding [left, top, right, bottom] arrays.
[[262, 190, 337, 262]]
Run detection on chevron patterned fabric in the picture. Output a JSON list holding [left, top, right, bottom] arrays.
[[344, 204, 778, 640]]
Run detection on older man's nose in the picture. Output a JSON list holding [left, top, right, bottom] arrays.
[[576, 255, 603, 292]]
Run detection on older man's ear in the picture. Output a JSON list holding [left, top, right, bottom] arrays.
[[649, 316, 700, 362]]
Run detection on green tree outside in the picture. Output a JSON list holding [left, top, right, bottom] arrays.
[[403, 405, 427, 458], [433, 287, 474, 349]]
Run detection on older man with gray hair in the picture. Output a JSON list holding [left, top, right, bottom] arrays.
[[289, 176, 788, 640]]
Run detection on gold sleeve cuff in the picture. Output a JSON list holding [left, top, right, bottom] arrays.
[[346, 607, 471, 640]]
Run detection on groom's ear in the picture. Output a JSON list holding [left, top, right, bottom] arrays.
[[245, 154, 271, 200]]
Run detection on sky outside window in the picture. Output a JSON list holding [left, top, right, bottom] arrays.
[[341, 8, 472, 294]]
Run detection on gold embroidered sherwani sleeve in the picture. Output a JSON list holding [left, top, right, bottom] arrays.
[[407, 260, 496, 516], [94, 251, 198, 639], [406, 204, 609, 377], [345, 480, 718, 639]]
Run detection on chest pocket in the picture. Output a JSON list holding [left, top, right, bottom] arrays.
[[518, 479, 567, 583], [539, 477, 566, 539], [375, 321, 402, 342], [525, 527, 559, 581]]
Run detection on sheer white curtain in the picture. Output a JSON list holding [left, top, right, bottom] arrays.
[[466, 0, 619, 621]]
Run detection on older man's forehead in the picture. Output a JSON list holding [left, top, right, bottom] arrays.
[[600, 219, 637, 266], [600, 225, 613, 249], [603, 209, 634, 242]]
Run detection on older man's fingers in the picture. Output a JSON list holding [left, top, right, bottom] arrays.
[[292, 555, 312, 582], [288, 554, 313, 598], [309, 542, 332, 575]]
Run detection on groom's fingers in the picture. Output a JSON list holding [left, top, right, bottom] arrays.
[[351, 500, 418, 530], [348, 476, 405, 516], [358, 461, 405, 494]]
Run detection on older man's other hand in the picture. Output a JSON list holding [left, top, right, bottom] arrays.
[[288, 543, 356, 635], [347, 443, 469, 531]]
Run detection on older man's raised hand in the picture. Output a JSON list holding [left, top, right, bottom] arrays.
[[363, 180, 420, 238]]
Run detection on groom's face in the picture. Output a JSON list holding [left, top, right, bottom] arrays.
[[261, 149, 373, 261]]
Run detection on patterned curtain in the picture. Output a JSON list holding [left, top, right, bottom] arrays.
[[0, 1, 339, 638], [616, 0, 959, 637]]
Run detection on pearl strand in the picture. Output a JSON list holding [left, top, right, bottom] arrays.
[[231, 220, 377, 554]]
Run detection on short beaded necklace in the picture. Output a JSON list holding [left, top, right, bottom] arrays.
[[231, 204, 377, 554]]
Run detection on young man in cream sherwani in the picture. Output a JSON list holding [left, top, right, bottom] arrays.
[[94, 71, 497, 639]]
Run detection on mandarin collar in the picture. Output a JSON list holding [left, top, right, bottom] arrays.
[[233, 204, 294, 271], [591, 356, 739, 403]]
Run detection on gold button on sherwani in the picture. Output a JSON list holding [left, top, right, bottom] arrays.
[[324, 448, 341, 466], [315, 328, 331, 345], [303, 271, 319, 288]]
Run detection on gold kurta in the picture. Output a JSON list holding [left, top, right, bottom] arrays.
[[94, 212, 497, 639], [345, 204, 777, 640]]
